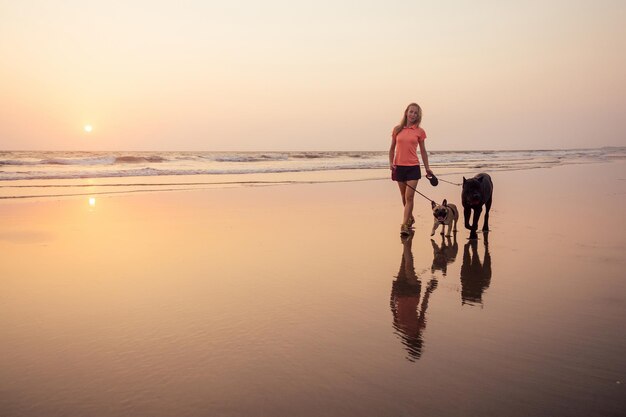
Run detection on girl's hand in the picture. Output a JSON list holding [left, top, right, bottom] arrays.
[[425, 168, 434, 178], [390, 164, 396, 170]]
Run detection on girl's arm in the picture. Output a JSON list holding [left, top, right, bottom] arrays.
[[419, 140, 433, 176], [389, 136, 396, 169]]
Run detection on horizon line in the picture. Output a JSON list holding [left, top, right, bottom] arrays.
[[1, 146, 624, 153]]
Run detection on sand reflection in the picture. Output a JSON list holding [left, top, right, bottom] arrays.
[[430, 233, 458, 276], [390, 233, 438, 361], [460, 234, 492, 306]]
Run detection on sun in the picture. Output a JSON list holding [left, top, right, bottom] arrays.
[[84, 124, 93, 133]]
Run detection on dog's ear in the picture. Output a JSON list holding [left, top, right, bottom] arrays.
[[443, 199, 447, 206], [463, 177, 467, 184], [477, 176, 483, 183], [431, 201, 436, 209]]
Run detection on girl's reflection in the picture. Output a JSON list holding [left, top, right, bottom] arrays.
[[390, 233, 438, 361]]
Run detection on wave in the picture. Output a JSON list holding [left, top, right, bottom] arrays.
[[213, 153, 289, 162], [1, 147, 623, 182], [0, 151, 382, 169], [0, 155, 170, 166], [0, 159, 42, 166], [41, 156, 117, 165], [0, 162, 385, 181], [114, 156, 166, 163], [0, 160, 600, 181]]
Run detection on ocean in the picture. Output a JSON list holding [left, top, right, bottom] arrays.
[[1, 147, 624, 199]]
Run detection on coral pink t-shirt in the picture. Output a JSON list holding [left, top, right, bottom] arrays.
[[393, 125, 427, 166]]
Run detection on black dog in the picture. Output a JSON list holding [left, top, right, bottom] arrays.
[[461, 173, 493, 239]]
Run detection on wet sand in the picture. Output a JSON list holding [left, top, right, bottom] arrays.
[[1, 161, 625, 416]]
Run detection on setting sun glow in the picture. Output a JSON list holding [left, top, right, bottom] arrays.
[[84, 124, 93, 133]]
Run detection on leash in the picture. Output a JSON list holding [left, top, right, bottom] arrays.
[[438, 178, 462, 186], [399, 175, 462, 204], [403, 181, 436, 204]]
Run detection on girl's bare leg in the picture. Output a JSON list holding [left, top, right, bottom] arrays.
[[397, 181, 407, 207], [403, 180, 418, 226]]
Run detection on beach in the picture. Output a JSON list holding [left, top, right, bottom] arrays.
[[1, 159, 625, 416]]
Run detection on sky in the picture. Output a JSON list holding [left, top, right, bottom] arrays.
[[1, 0, 625, 151]]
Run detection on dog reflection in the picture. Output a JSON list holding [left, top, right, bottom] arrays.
[[460, 234, 492, 306], [390, 233, 438, 361], [430, 234, 459, 276]]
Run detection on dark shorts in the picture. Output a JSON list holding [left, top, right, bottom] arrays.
[[392, 165, 421, 182]]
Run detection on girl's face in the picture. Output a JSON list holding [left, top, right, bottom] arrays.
[[406, 106, 419, 124]]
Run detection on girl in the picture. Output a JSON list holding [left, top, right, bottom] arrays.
[[389, 103, 434, 236]]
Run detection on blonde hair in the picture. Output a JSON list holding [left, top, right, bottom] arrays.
[[393, 103, 422, 139]]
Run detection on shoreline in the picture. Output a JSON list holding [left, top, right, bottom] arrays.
[[1, 153, 623, 201]]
